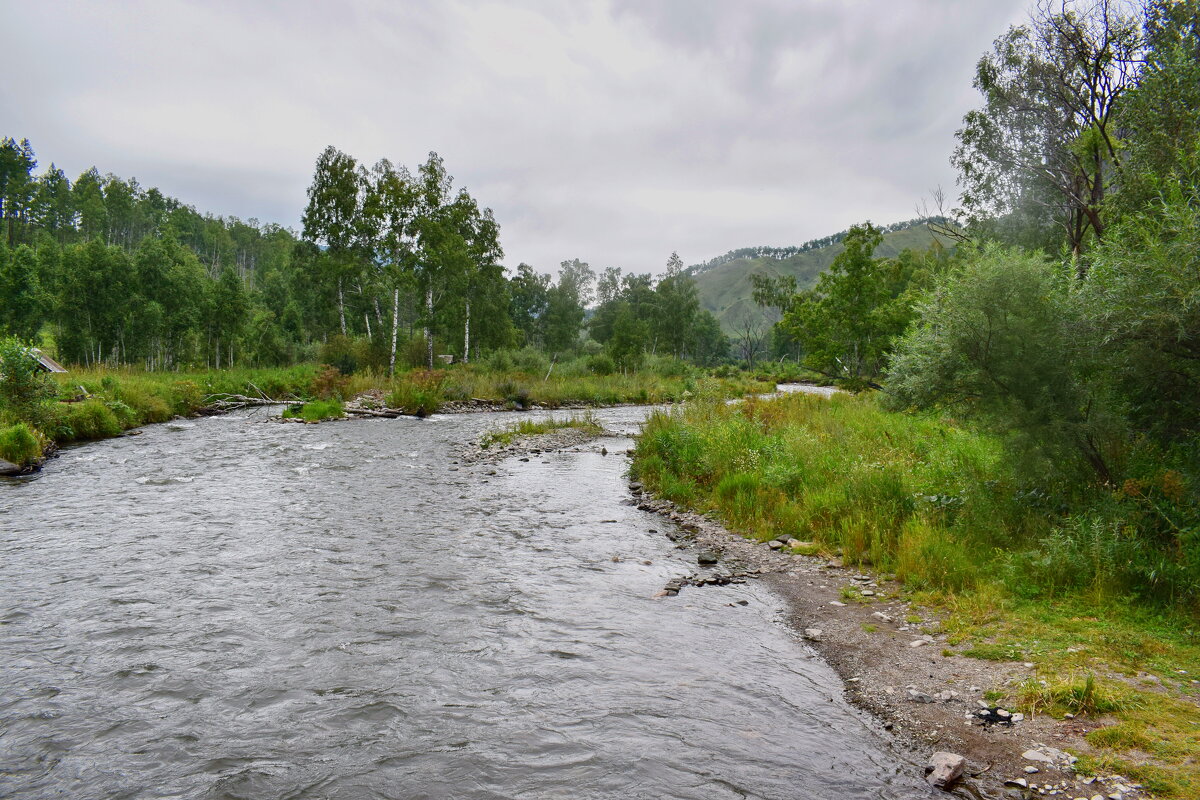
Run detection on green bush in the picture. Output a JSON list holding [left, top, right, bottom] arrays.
[[587, 353, 615, 375], [0, 422, 43, 466], [0, 337, 56, 426]]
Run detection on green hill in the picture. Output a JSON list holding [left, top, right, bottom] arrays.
[[690, 219, 950, 332]]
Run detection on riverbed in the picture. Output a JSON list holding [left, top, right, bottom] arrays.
[[0, 405, 928, 799]]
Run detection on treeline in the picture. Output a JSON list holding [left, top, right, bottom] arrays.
[[0, 141, 730, 371]]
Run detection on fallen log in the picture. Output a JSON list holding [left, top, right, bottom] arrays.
[[344, 407, 403, 419]]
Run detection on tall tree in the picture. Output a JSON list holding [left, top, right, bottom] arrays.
[[0, 244, 43, 340], [302, 145, 363, 335], [652, 252, 700, 358], [952, 0, 1141, 259], [509, 263, 550, 347], [0, 138, 37, 246]]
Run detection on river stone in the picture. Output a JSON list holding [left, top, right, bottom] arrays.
[[907, 689, 935, 703], [0, 458, 22, 476], [697, 550, 719, 565], [767, 540, 784, 550], [803, 628, 823, 641], [1021, 749, 1057, 764], [925, 752, 966, 788]]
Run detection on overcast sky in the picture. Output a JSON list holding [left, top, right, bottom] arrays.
[[2, 0, 1029, 275]]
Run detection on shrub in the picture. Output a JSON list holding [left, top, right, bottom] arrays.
[[311, 364, 351, 400], [0, 422, 43, 466], [587, 353, 615, 376], [0, 337, 56, 426]]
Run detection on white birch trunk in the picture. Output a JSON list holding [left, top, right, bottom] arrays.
[[462, 297, 470, 364], [424, 281, 434, 369], [389, 286, 400, 376], [338, 277, 347, 336]]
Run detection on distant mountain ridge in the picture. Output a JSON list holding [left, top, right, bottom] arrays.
[[691, 217, 951, 332], [686, 216, 946, 275]]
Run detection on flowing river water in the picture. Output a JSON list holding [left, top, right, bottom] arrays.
[[1, 405, 929, 799]]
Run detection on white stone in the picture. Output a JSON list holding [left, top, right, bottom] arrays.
[[909, 639, 929, 648], [925, 751, 965, 788]]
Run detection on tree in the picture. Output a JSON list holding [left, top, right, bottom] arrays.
[[0, 138, 37, 246], [31, 165, 74, 241], [652, 252, 700, 358], [364, 158, 419, 374], [302, 145, 363, 335], [952, 0, 1141, 258], [543, 259, 594, 354], [608, 304, 649, 371], [509, 263, 550, 347], [1084, 178, 1200, 442], [0, 245, 43, 340], [1108, 0, 1200, 221], [886, 243, 1120, 483], [782, 224, 913, 387], [73, 167, 108, 242]]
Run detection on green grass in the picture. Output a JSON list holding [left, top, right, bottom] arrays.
[[281, 399, 344, 422], [480, 413, 603, 450], [961, 643, 1025, 661]]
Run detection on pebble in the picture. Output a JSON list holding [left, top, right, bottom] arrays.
[[830, 601, 846, 607], [1025, 766, 1040, 774], [909, 639, 929, 648], [871, 612, 894, 623], [860, 589, 875, 596], [803, 628, 823, 641]]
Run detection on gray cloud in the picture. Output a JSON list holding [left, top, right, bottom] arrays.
[[0, 0, 1029, 274]]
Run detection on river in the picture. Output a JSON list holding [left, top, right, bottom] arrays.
[[0, 405, 928, 799]]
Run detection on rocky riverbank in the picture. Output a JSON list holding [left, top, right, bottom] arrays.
[[628, 485, 1151, 800]]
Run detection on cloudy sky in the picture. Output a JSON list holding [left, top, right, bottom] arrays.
[[2, 0, 1028, 275]]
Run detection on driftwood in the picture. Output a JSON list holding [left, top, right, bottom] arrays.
[[201, 393, 291, 413], [344, 407, 402, 419]]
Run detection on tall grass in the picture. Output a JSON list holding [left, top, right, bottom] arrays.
[[0, 422, 43, 465], [632, 393, 1200, 608]]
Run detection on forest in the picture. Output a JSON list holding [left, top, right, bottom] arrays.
[[0, 141, 729, 374]]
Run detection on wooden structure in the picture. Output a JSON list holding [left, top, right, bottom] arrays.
[[30, 348, 68, 374]]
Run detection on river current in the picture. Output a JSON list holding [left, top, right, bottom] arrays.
[[1, 405, 928, 799]]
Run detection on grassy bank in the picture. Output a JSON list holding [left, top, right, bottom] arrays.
[[0, 357, 771, 466], [632, 393, 1200, 797]]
